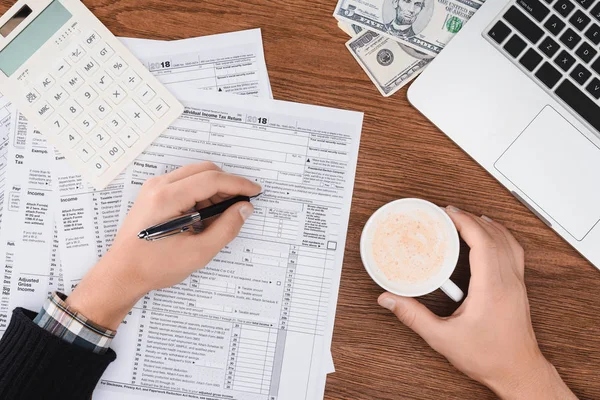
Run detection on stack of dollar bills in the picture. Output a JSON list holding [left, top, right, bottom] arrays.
[[334, 0, 484, 97]]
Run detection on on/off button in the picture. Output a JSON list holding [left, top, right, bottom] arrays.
[[83, 31, 100, 48]]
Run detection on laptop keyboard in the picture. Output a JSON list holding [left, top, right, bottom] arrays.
[[484, 0, 600, 133]]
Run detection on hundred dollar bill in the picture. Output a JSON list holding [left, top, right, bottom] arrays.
[[346, 30, 432, 97], [334, 0, 480, 56]]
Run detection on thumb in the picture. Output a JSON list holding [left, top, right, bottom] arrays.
[[378, 292, 444, 345]]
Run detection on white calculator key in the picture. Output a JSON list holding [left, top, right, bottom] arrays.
[[63, 100, 83, 119], [76, 85, 98, 105], [75, 114, 96, 133], [107, 84, 126, 105], [82, 31, 100, 48], [91, 156, 109, 176], [135, 84, 155, 104], [122, 71, 141, 90], [68, 45, 86, 63], [80, 57, 99, 77], [93, 71, 113, 91], [91, 99, 111, 120], [61, 129, 82, 149], [53, 59, 71, 78], [24, 89, 40, 105], [38, 74, 55, 92], [102, 142, 124, 162], [149, 98, 169, 118], [109, 55, 128, 76], [36, 102, 54, 120], [91, 128, 110, 148], [95, 43, 114, 62], [119, 127, 139, 148], [122, 100, 154, 131], [64, 71, 84, 91], [106, 114, 126, 133], [48, 86, 69, 107], [76, 142, 95, 162], [48, 115, 68, 135]]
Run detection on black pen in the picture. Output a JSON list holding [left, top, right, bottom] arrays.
[[137, 194, 261, 241]]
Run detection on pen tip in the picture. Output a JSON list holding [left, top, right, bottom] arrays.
[[137, 231, 147, 239]]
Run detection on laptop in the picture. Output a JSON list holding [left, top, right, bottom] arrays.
[[407, 0, 600, 269]]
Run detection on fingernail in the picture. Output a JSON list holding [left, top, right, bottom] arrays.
[[378, 297, 396, 311], [446, 205, 461, 213], [481, 215, 493, 222], [239, 204, 254, 221]]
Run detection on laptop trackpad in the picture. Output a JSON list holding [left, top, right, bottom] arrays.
[[495, 106, 600, 241]]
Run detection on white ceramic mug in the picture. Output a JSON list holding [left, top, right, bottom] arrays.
[[360, 198, 464, 302]]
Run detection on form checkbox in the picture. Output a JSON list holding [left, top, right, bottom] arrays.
[[327, 241, 337, 250]]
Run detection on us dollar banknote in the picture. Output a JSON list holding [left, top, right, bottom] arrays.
[[346, 30, 432, 97], [334, 0, 480, 56]]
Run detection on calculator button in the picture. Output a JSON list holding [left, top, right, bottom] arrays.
[[83, 31, 100, 48], [75, 114, 96, 133], [136, 84, 155, 104], [48, 115, 68, 135], [38, 74, 55, 92], [68, 45, 86, 63], [76, 142, 96, 162], [64, 71, 84, 91], [63, 100, 83, 118], [75, 85, 97, 106], [91, 99, 111, 119], [24, 89, 40, 105], [102, 142, 124, 162], [122, 100, 154, 131], [36, 102, 54, 120], [108, 84, 126, 105], [106, 114, 126, 133], [53, 59, 71, 78], [91, 156, 109, 176], [61, 129, 82, 149], [109, 55, 128, 76], [80, 57, 99, 77], [149, 98, 169, 118], [119, 127, 139, 148], [48, 86, 69, 107], [91, 128, 110, 148], [93, 71, 113, 91], [122, 71, 141, 89], [95, 43, 114, 62]]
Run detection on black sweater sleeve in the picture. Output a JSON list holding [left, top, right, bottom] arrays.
[[0, 308, 116, 400]]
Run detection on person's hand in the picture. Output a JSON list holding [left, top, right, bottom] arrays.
[[66, 162, 261, 330], [377, 206, 576, 400]]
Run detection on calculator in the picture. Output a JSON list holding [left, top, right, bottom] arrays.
[[0, 0, 184, 189]]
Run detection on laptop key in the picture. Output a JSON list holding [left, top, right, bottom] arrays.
[[544, 14, 567, 35], [539, 36, 560, 56], [575, 42, 597, 63], [504, 6, 545, 43], [488, 20, 512, 44], [520, 48, 544, 70], [592, 3, 600, 22], [504, 35, 528, 57], [554, 0, 575, 17], [556, 80, 600, 132], [585, 77, 600, 98], [574, 0, 594, 9], [517, 0, 550, 21], [570, 64, 592, 84], [569, 10, 591, 31], [560, 27, 581, 48], [554, 50, 576, 70], [591, 56, 600, 74], [535, 62, 563, 88]]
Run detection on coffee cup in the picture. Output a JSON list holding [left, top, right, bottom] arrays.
[[360, 198, 464, 302]]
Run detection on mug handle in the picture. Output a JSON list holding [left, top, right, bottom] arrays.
[[440, 279, 464, 302]]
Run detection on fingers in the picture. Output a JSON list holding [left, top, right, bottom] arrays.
[[445, 206, 495, 249], [378, 292, 444, 346], [164, 162, 222, 183]]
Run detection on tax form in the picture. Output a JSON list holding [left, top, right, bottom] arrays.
[[0, 97, 16, 226], [92, 90, 362, 400]]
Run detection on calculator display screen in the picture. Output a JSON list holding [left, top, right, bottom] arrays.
[[0, 1, 71, 77]]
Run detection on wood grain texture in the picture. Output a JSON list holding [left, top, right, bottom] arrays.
[[2, 0, 599, 398]]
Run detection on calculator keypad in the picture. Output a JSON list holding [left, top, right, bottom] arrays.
[[24, 29, 170, 179]]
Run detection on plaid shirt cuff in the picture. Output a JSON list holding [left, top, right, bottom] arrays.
[[33, 292, 116, 355]]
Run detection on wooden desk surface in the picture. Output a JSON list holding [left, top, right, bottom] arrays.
[[2, 0, 598, 398]]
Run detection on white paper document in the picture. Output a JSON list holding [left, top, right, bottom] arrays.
[[0, 97, 15, 226], [90, 90, 362, 400]]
